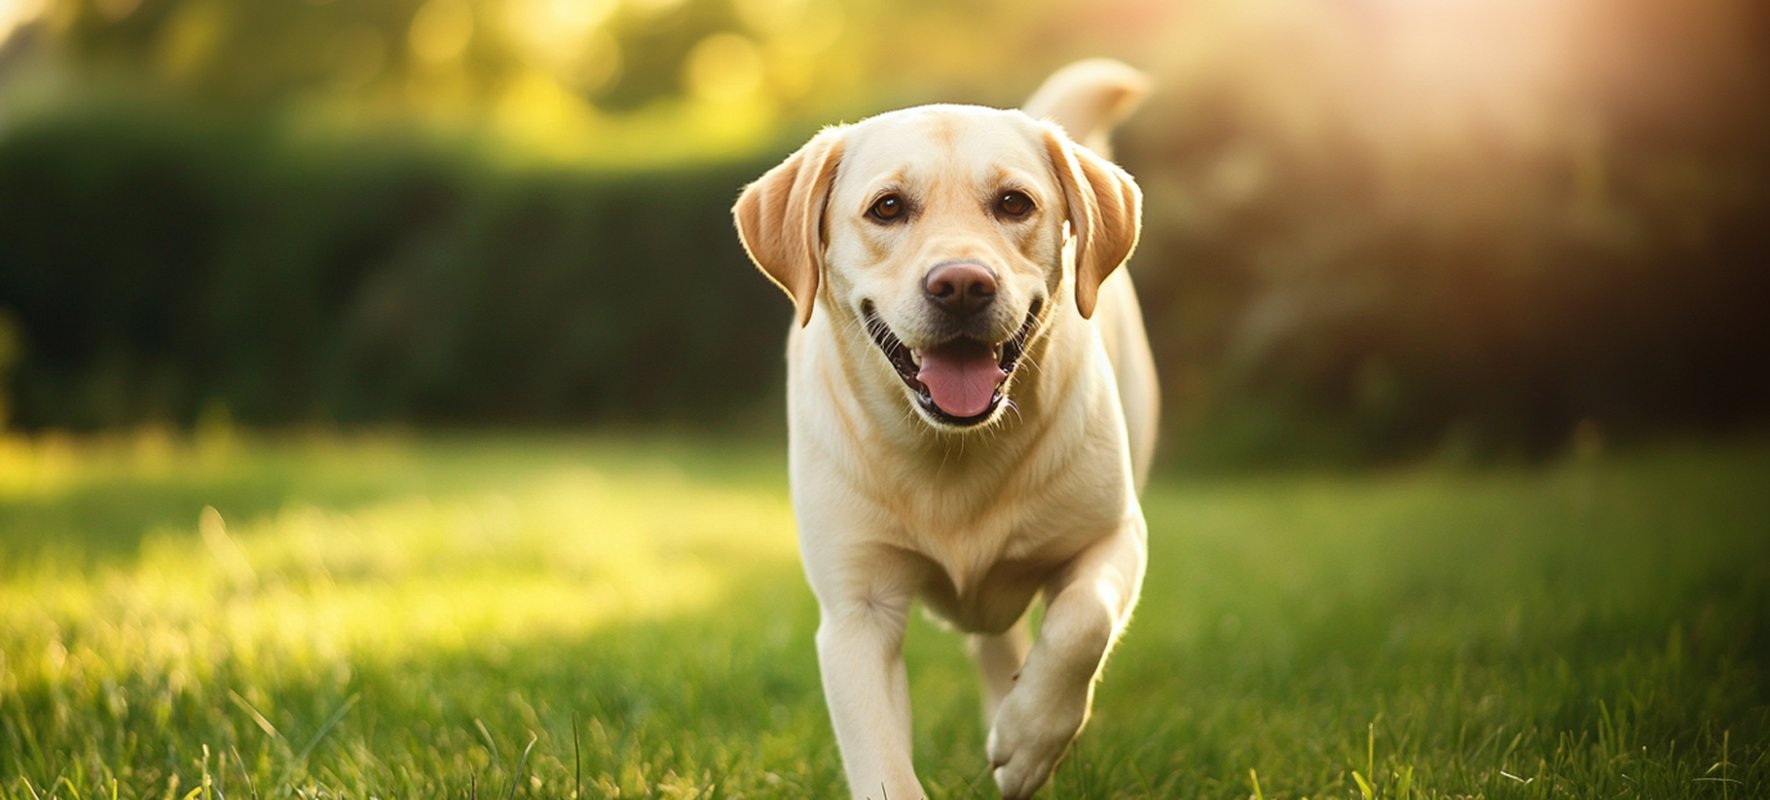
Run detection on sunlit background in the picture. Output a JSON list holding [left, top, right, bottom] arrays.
[[3, 3, 1769, 796], [1, 0, 1767, 460]]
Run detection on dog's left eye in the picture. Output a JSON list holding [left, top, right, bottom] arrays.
[[995, 190, 1035, 219], [868, 194, 906, 223]]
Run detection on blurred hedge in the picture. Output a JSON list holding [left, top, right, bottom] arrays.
[[1123, 119, 1770, 462], [2, 89, 1768, 462], [5, 0, 1770, 465], [0, 102, 788, 431], [1114, 1, 1770, 463]]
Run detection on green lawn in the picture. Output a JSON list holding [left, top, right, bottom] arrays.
[[1, 431, 1765, 798]]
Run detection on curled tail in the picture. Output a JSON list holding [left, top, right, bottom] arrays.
[[1021, 58, 1150, 157]]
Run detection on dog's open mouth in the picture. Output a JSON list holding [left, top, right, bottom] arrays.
[[862, 300, 1043, 427]]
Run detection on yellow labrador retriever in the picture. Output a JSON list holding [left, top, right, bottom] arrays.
[[732, 59, 1155, 800]]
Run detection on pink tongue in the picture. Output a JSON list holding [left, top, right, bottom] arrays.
[[916, 341, 1005, 418]]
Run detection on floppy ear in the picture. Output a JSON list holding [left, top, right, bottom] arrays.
[[732, 127, 846, 327], [1042, 125, 1142, 319]]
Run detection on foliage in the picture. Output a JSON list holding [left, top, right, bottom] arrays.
[[2, 0, 1769, 462], [0, 100, 789, 430], [1118, 0, 1770, 462], [0, 433, 1766, 796]]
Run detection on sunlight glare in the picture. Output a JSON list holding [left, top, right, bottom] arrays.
[[410, 0, 475, 65], [684, 33, 765, 104], [732, 0, 810, 37], [504, 0, 615, 66], [0, 0, 47, 46], [493, 67, 604, 157], [1337, 0, 1585, 157]]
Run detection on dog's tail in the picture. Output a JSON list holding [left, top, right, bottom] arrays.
[[1022, 58, 1150, 157]]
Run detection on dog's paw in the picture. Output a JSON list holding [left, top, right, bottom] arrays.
[[985, 687, 1088, 800]]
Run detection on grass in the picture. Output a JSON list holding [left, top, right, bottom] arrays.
[[0, 429, 1765, 798]]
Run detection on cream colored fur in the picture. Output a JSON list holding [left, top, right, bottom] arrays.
[[733, 60, 1156, 800]]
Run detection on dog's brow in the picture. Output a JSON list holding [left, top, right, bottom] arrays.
[[987, 165, 1042, 192], [860, 170, 912, 206]]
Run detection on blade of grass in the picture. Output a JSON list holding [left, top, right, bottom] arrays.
[[283, 691, 361, 785], [502, 732, 539, 800], [475, 718, 502, 765], [227, 690, 283, 742]]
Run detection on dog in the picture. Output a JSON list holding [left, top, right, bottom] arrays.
[[732, 59, 1156, 800]]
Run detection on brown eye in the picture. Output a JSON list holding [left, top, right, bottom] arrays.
[[868, 194, 905, 223], [996, 190, 1034, 218]]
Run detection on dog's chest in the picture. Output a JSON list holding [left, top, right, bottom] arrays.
[[917, 550, 1061, 634], [885, 479, 1110, 633]]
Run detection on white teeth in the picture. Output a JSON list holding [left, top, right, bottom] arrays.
[[991, 344, 1003, 361], [910, 350, 923, 367]]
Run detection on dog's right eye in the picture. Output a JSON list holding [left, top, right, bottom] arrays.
[[867, 194, 906, 223], [995, 190, 1035, 219]]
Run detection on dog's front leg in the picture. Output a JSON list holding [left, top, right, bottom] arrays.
[[817, 592, 925, 800], [969, 621, 1031, 725], [986, 515, 1147, 799]]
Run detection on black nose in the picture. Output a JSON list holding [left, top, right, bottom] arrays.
[[924, 262, 997, 317]]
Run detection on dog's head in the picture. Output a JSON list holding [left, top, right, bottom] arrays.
[[734, 105, 1140, 430]]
